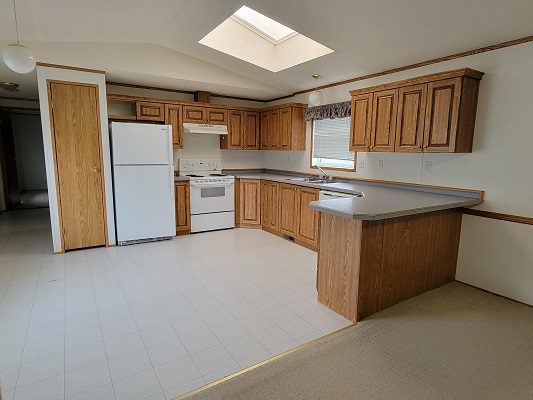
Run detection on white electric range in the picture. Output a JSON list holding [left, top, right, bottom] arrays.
[[178, 159, 235, 233]]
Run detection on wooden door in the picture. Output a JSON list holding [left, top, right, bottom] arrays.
[[261, 181, 279, 231], [296, 187, 319, 249], [183, 105, 206, 123], [278, 183, 298, 236], [243, 111, 260, 149], [278, 108, 292, 150], [370, 89, 398, 152], [423, 78, 461, 152], [136, 101, 164, 121], [206, 108, 227, 125], [48, 81, 106, 251], [268, 110, 280, 150], [395, 84, 426, 152], [226, 111, 243, 149], [350, 93, 372, 151], [260, 111, 269, 150], [164, 104, 183, 149], [175, 182, 190, 235], [239, 179, 261, 226]]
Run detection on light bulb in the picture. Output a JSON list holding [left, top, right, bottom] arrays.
[[2, 43, 36, 74], [308, 90, 323, 107]]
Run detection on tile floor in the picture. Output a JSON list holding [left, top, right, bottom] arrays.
[[0, 209, 351, 400]]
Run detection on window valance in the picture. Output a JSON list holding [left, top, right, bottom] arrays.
[[306, 101, 351, 121]]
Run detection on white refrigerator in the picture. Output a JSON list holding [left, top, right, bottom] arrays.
[[110, 122, 176, 245]]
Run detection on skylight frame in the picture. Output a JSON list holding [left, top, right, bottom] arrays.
[[231, 6, 298, 45]]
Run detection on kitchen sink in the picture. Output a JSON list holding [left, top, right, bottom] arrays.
[[288, 177, 340, 184]]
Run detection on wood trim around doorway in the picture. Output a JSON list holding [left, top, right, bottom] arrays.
[[46, 79, 109, 252]]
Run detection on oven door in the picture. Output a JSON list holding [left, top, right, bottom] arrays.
[[189, 181, 235, 215]]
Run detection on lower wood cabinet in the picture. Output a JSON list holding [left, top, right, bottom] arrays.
[[278, 183, 299, 236], [175, 182, 190, 235], [261, 181, 279, 232], [238, 179, 261, 227], [296, 187, 320, 249]]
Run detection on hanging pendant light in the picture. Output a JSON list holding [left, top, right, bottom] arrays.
[[308, 74, 323, 106], [2, 0, 36, 74]]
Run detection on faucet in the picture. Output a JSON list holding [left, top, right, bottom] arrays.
[[315, 165, 331, 181]]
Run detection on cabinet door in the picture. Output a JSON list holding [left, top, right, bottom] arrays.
[[183, 106, 206, 123], [350, 93, 372, 151], [423, 78, 461, 152], [268, 110, 280, 150], [278, 108, 292, 150], [260, 111, 269, 150], [296, 187, 319, 249], [164, 104, 183, 149], [224, 111, 243, 149], [239, 179, 261, 226], [395, 84, 426, 152], [278, 184, 298, 236], [370, 89, 398, 152], [136, 101, 164, 121], [261, 181, 279, 231], [206, 108, 227, 125], [243, 111, 260, 149], [175, 182, 190, 235]]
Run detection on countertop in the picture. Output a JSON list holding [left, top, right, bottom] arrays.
[[229, 172, 482, 221]]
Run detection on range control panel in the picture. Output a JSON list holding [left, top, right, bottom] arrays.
[[178, 159, 221, 173]]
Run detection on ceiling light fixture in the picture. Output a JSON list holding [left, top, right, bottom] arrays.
[[2, 0, 36, 74], [308, 74, 323, 106]]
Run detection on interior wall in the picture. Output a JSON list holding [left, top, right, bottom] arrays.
[[37, 66, 115, 252], [266, 42, 533, 305], [11, 112, 47, 191]]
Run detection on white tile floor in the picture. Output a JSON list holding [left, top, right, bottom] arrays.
[[0, 209, 352, 400]]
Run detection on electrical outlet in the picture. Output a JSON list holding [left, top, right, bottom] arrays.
[[378, 159, 384, 169], [359, 160, 365, 169], [424, 160, 432, 172]]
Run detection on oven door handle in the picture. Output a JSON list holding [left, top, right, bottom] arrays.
[[190, 182, 234, 188]]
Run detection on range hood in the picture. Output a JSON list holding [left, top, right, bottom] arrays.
[[183, 123, 228, 135]]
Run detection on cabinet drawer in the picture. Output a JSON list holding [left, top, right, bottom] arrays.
[[136, 101, 164, 121], [183, 106, 206, 123]]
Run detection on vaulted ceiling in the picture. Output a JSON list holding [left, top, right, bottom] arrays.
[[1, 0, 533, 100]]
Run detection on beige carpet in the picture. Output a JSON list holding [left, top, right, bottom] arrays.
[[181, 282, 533, 400]]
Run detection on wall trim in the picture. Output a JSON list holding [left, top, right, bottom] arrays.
[[268, 35, 533, 101], [462, 208, 533, 225], [456, 281, 533, 309], [37, 62, 106, 75]]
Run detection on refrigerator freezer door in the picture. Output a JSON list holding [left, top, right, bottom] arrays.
[[111, 122, 172, 165], [113, 164, 176, 243]]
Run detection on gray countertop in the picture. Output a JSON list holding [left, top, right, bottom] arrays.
[[230, 172, 482, 221]]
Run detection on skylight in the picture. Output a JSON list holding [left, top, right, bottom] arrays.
[[232, 6, 297, 44]]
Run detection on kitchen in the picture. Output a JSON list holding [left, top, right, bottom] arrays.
[[1, 1, 533, 400]]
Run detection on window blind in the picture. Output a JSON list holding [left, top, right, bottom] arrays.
[[312, 117, 354, 169]]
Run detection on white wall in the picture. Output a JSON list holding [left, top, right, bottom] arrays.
[[266, 42, 533, 305], [37, 66, 115, 252]]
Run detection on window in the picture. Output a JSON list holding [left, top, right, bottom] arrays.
[[311, 117, 355, 170], [232, 6, 297, 44]]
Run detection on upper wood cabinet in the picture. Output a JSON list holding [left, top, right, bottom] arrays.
[[260, 105, 306, 151], [278, 183, 299, 236], [164, 104, 183, 149], [370, 89, 398, 152], [136, 101, 164, 121], [350, 68, 483, 153], [350, 94, 373, 151], [206, 108, 227, 125], [220, 110, 260, 150], [238, 179, 261, 227], [296, 187, 320, 249], [395, 84, 427, 152], [175, 181, 190, 235], [261, 181, 279, 232], [183, 105, 206, 123]]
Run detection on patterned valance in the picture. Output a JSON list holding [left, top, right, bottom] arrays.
[[306, 101, 351, 121]]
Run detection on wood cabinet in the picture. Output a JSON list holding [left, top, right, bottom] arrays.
[[238, 179, 261, 227], [206, 108, 227, 125], [395, 84, 427, 152], [349, 68, 483, 153], [370, 89, 398, 152], [175, 181, 190, 235], [183, 105, 206, 123], [220, 110, 260, 150], [296, 187, 320, 249], [164, 104, 183, 149], [136, 101, 164, 121], [278, 184, 299, 236], [349, 93, 373, 151], [261, 181, 279, 232], [260, 105, 306, 151]]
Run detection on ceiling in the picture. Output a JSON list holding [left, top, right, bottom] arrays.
[[1, 0, 533, 101]]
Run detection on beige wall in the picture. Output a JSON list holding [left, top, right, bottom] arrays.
[[266, 42, 533, 305]]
